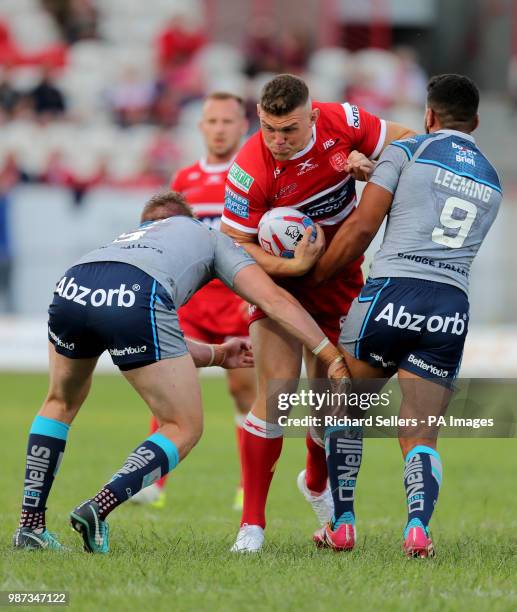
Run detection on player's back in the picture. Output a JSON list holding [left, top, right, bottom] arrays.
[[369, 130, 502, 293], [76, 215, 252, 307]]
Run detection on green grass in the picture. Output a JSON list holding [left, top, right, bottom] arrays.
[[0, 373, 515, 611]]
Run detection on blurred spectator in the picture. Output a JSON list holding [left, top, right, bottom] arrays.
[[144, 127, 181, 183], [43, 0, 99, 44], [39, 150, 76, 188], [279, 29, 312, 74], [63, 0, 99, 44], [29, 67, 67, 118], [0, 70, 21, 119], [0, 20, 19, 66], [244, 17, 281, 77], [0, 152, 31, 191], [0, 151, 30, 313], [156, 16, 205, 71], [391, 47, 427, 107], [107, 67, 155, 128], [114, 159, 164, 190]]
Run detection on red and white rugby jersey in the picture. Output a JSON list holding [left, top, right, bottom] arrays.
[[221, 101, 386, 241], [171, 157, 234, 297], [171, 157, 233, 230]]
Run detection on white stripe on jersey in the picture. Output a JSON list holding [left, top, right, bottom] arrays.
[[190, 203, 224, 215], [370, 119, 387, 160], [220, 215, 258, 234]]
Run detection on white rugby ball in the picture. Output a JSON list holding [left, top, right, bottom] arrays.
[[258, 207, 316, 258]]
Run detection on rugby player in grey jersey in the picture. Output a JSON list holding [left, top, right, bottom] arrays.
[[308, 74, 502, 557], [13, 191, 347, 553]]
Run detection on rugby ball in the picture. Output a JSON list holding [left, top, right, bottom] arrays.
[[258, 207, 316, 258]]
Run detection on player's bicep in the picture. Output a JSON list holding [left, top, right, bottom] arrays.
[[368, 144, 407, 194], [213, 231, 256, 288], [355, 183, 393, 236], [381, 121, 416, 154]]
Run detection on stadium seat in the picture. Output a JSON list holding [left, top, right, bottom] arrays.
[[9, 11, 60, 51], [308, 47, 352, 88], [195, 44, 245, 78]]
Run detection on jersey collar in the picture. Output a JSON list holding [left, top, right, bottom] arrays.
[[289, 125, 317, 160], [199, 156, 235, 173], [436, 129, 476, 144]]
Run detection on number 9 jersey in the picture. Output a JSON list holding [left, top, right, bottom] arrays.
[[368, 129, 502, 294]]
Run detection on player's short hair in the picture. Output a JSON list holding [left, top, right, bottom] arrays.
[[140, 191, 193, 223], [205, 91, 246, 115], [260, 74, 310, 116], [427, 74, 479, 131]]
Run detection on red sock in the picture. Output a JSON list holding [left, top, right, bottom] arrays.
[[241, 413, 283, 528], [235, 421, 244, 488], [149, 416, 168, 490], [304, 431, 327, 494]]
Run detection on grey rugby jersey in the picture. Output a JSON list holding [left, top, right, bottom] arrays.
[[76, 215, 255, 307], [367, 129, 502, 294]]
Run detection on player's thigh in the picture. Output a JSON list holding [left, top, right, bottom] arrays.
[[397, 368, 453, 455], [45, 342, 99, 417], [249, 317, 303, 420], [226, 365, 256, 413], [122, 353, 202, 429]]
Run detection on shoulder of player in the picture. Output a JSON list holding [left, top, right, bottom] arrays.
[[170, 162, 201, 190], [227, 132, 271, 196], [386, 133, 438, 160]]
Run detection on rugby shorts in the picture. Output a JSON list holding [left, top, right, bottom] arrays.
[[48, 262, 188, 370], [339, 277, 469, 385]]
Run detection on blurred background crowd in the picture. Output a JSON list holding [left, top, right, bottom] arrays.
[[0, 0, 516, 321]]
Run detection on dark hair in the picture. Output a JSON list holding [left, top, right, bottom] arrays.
[[260, 74, 309, 116], [140, 191, 193, 223], [427, 74, 479, 131]]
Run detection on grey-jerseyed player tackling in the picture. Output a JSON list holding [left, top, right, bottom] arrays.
[[308, 74, 502, 557], [12, 191, 347, 553]]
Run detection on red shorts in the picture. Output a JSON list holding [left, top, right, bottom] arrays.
[[249, 259, 364, 345], [179, 279, 249, 344]]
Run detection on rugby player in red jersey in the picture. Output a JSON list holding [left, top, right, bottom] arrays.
[[221, 74, 414, 551], [132, 92, 252, 510]]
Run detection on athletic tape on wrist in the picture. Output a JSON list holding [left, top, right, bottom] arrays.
[[207, 344, 215, 367], [312, 336, 330, 356]]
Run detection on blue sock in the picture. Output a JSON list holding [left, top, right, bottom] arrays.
[[403, 445, 442, 537], [324, 426, 363, 527], [19, 416, 70, 530], [93, 432, 179, 519]]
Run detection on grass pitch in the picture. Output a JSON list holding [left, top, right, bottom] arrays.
[[0, 372, 515, 611]]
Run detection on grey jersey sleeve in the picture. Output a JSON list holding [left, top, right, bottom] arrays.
[[369, 144, 408, 194], [213, 231, 256, 288]]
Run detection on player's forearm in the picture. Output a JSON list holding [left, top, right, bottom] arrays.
[[239, 242, 307, 278], [312, 220, 372, 284], [186, 339, 225, 367]]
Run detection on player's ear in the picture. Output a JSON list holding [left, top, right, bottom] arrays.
[[471, 113, 479, 132], [256, 103, 261, 118], [310, 107, 320, 125], [424, 107, 433, 133]]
